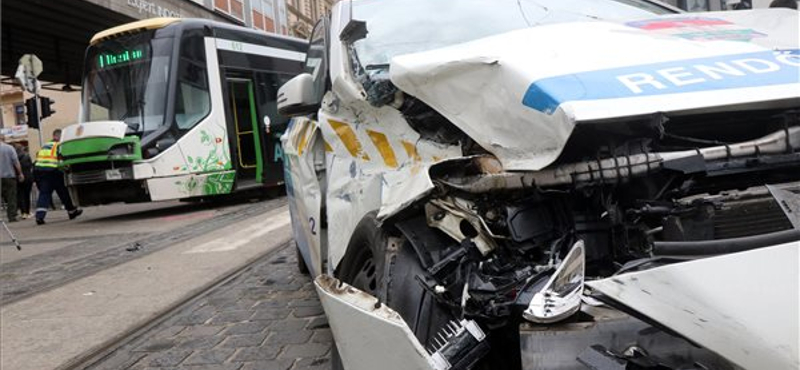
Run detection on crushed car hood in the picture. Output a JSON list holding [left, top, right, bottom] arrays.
[[587, 242, 799, 370], [390, 9, 800, 171]]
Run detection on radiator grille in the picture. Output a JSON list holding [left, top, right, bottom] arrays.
[[714, 197, 793, 239]]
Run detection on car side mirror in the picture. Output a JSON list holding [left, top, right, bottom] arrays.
[[277, 73, 320, 117]]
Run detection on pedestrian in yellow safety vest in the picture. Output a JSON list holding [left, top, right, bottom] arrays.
[[34, 129, 82, 225]]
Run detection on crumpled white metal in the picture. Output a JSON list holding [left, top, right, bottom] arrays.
[[390, 10, 800, 172], [314, 275, 437, 370], [587, 242, 800, 370]]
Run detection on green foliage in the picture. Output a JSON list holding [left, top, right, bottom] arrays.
[[203, 172, 235, 195]]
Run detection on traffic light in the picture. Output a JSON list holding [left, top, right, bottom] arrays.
[[40, 96, 55, 119], [25, 97, 39, 129]]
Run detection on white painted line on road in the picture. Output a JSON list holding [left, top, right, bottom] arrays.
[[184, 210, 291, 254]]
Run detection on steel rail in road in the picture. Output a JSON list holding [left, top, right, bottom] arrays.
[[57, 240, 293, 370]]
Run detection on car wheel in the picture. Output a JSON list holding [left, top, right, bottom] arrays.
[[382, 220, 517, 370]]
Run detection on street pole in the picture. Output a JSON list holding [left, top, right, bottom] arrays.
[[16, 54, 45, 147], [34, 90, 44, 147]]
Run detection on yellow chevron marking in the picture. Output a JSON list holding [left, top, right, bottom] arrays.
[[329, 120, 370, 160], [323, 139, 333, 153], [367, 130, 398, 168], [401, 140, 421, 163], [296, 121, 311, 155]]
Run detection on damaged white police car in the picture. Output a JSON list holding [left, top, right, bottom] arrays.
[[278, 0, 800, 369]]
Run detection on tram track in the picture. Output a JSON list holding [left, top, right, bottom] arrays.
[[57, 240, 293, 370], [1, 197, 287, 306]]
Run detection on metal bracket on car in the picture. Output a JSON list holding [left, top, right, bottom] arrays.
[[425, 199, 498, 255]]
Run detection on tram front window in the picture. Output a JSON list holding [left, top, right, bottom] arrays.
[[82, 32, 174, 137]]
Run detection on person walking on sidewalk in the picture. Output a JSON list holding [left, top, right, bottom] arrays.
[[33, 129, 82, 225], [13, 143, 34, 219], [0, 134, 24, 222]]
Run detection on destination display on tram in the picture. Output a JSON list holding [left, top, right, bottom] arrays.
[[97, 49, 146, 69]]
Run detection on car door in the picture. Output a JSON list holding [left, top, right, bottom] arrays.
[[282, 17, 330, 276]]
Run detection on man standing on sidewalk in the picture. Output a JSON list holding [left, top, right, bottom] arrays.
[[0, 134, 24, 222], [13, 143, 34, 219], [33, 129, 82, 225]]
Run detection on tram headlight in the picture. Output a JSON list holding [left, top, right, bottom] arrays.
[[108, 143, 133, 157]]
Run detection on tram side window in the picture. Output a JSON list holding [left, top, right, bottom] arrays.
[[175, 35, 211, 131]]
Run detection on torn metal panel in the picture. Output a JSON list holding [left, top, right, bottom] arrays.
[[314, 275, 437, 370], [587, 242, 800, 370], [390, 11, 800, 171]]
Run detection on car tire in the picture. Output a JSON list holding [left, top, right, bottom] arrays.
[[381, 220, 519, 370]]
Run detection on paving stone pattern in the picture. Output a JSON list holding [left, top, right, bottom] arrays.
[[91, 245, 332, 370]]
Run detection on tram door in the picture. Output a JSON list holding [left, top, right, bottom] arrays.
[[254, 72, 293, 186], [227, 78, 263, 184]]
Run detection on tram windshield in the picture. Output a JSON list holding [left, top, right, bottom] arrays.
[[82, 31, 174, 136]]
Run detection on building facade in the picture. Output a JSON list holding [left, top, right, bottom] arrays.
[[99, 0, 336, 40], [285, 0, 336, 39]]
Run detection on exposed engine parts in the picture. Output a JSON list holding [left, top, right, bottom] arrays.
[[387, 117, 800, 370], [439, 126, 800, 192]]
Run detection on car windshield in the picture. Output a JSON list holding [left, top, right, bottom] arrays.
[[351, 0, 674, 69], [82, 31, 174, 136]]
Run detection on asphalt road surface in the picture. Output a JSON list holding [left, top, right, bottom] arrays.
[[0, 195, 331, 370]]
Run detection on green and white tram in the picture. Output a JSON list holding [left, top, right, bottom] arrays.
[[59, 18, 306, 205]]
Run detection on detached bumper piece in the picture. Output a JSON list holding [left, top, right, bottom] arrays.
[[314, 275, 438, 370]]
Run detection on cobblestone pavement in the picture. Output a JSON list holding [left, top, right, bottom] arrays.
[[91, 244, 332, 370]]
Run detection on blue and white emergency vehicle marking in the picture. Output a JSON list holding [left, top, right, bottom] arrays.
[[523, 49, 800, 114]]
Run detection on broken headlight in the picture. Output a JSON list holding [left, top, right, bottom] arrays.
[[523, 240, 585, 323]]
